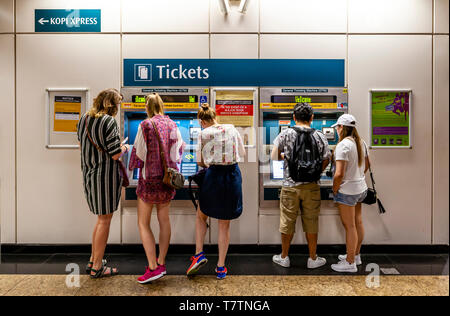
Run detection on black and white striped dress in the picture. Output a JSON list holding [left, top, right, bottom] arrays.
[[77, 113, 122, 215]]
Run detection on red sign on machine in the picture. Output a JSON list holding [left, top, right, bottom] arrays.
[[216, 100, 254, 116]]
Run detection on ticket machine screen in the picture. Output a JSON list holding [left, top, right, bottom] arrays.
[[271, 160, 284, 180], [124, 112, 200, 181]]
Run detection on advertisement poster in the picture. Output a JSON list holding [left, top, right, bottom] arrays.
[[53, 96, 81, 133], [370, 90, 411, 148]]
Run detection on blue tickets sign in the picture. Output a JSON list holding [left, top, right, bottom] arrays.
[[35, 9, 101, 32], [124, 59, 345, 87]]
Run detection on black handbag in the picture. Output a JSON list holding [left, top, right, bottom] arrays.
[[362, 145, 386, 214]]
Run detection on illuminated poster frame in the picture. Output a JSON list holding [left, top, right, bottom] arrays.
[[369, 89, 412, 149]]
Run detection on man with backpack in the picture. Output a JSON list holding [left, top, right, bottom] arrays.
[[271, 103, 331, 269]]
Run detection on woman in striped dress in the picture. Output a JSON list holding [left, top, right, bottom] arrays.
[[77, 88, 129, 278]]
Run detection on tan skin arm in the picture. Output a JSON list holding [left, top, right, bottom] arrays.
[[112, 144, 130, 161], [333, 160, 347, 195]]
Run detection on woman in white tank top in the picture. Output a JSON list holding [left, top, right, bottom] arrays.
[[331, 114, 370, 273]]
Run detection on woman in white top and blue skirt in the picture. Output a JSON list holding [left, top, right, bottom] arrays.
[[186, 104, 245, 280], [331, 114, 370, 273]]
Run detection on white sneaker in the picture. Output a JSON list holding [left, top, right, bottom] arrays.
[[338, 254, 362, 266], [272, 254, 290, 268], [307, 256, 327, 269], [331, 260, 358, 273]]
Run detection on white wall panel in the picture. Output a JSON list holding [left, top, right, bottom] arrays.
[[349, 0, 432, 33], [0, 0, 14, 33], [210, 0, 259, 33], [435, 0, 449, 33], [122, 35, 209, 59], [260, 0, 347, 33], [348, 35, 432, 244], [433, 35, 449, 244], [211, 34, 258, 59], [15, 0, 120, 32], [122, 0, 209, 33], [16, 34, 121, 244], [0, 34, 15, 243]]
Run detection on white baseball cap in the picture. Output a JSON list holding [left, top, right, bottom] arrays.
[[331, 114, 357, 128]]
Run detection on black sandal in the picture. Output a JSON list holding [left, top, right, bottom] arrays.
[[90, 266, 119, 279], [86, 259, 107, 274]]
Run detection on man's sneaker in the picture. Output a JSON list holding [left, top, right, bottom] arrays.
[[137, 266, 165, 284], [307, 256, 327, 269], [331, 260, 358, 273], [272, 254, 290, 268], [186, 252, 208, 276], [338, 254, 362, 266], [215, 266, 227, 280]]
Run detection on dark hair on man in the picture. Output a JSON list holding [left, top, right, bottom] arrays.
[[293, 103, 314, 122]]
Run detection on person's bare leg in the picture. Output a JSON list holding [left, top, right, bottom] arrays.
[[217, 220, 230, 267], [305, 233, 318, 260], [281, 233, 294, 258], [90, 221, 98, 263], [137, 198, 157, 270], [355, 202, 364, 255], [337, 204, 357, 264], [156, 202, 171, 266], [195, 208, 209, 255], [91, 213, 115, 274]]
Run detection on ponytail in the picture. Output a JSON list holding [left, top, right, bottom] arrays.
[[197, 103, 216, 122], [338, 125, 364, 167]]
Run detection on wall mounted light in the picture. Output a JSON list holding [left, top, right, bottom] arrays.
[[218, 0, 231, 15], [238, 0, 250, 14]]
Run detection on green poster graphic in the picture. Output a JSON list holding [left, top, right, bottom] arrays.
[[371, 91, 410, 147]]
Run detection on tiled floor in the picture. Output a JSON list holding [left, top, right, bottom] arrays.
[[0, 275, 448, 296], [1, 252, 448, 296]]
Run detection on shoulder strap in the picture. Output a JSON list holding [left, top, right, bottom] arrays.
[[150, 120, 168, 171], [85, 117, 104, 153], [363, 141, 376, 191]]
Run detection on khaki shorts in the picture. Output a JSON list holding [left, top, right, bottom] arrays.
[[279, 183, 321, 235]]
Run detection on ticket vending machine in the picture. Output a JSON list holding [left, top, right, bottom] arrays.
[[259, 87, 348, 206], [209, 87, 259, 244], [120, 87, 209, 244]]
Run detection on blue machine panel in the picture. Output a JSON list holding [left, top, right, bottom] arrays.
[[124, 111, 200, 180], [262, 111, 344, 182]]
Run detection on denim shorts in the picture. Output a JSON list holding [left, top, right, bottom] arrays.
[[333, 190, 368, 207]]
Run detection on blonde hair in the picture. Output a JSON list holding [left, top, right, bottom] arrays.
[[146, 93, 165, 118], [197, 103, 216, 122], [338, 125, 364, 167], [88, 88, 122, 118]]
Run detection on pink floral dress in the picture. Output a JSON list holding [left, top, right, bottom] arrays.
[[129, 115, 183, 204]]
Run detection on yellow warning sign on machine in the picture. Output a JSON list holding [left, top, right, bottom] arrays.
[[260, 103, 338, 110], [122, 102, 199, 110]]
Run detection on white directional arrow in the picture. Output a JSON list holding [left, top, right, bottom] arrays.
[[38, 18, 49, 25]]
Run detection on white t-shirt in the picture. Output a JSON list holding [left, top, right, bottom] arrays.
[[335, 137, 368, 195], [197, 124, 245, 167]]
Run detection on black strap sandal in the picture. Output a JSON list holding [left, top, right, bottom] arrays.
[[86, 259, 107, 274], [90, 266, 119, 279]]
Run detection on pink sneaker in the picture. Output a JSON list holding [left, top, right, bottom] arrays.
[[158, 263, 167, 276], [137, 266, 164, 284]]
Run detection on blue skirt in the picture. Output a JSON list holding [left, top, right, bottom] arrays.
[[199, 164, 243, 220]]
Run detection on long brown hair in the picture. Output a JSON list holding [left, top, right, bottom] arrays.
[[197, 103, 216, 123], [146, 93, 165, 118], [87, 88, 122, 118], [338, 125, 364, 167]]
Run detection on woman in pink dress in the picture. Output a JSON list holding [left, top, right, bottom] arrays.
[[129, 93, 184, 284]]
